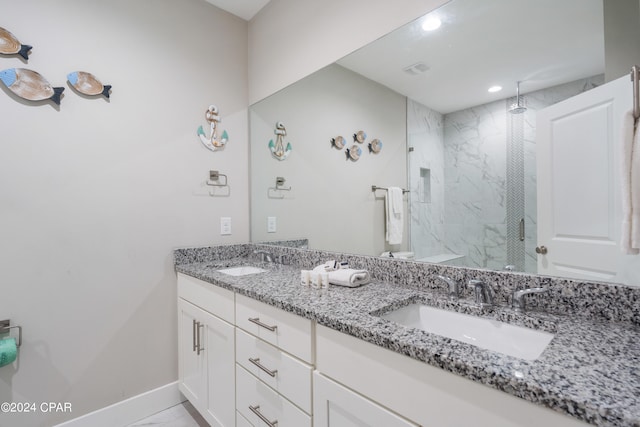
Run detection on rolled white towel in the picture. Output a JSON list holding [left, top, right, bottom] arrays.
[[328, 269, 370, 287]]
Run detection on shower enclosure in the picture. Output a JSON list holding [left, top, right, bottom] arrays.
[[408, 76, 603, 272]]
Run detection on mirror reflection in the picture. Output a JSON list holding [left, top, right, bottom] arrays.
[[250, 0, 639, 285]]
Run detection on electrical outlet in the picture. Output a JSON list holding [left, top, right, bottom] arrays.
[[220, 217, 232, 235], [267, 216, 277, 233]]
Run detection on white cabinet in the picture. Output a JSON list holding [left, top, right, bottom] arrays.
[[236, 328, 312, 413], [235, 293, 313, 363], [314, 372, 417, 427], [316, 324, 589, 427], [178, 274, 235, 427], [236, 364, 311, 427], [235, 293, 314, 425]]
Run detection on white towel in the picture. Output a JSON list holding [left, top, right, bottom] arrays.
[[621, 110, 640, 254], [385, 187, 403, 245], [327, 268, 370, 287]]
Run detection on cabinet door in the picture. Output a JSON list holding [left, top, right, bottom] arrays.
[[313, 372, 417, 427], [178, 299, 207, 409], [178, 298, 235, 427], [202, 307, 235, 427]]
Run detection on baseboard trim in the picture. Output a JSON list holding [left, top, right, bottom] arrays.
[[53, 381, 185, 427]]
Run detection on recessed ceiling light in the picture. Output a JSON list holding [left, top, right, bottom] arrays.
[[488, 85, 503, 93], [422, 16, 441, 31]]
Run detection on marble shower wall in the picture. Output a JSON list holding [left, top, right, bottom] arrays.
[[408, 75, 604, 272], [408, 102, 445, 259]]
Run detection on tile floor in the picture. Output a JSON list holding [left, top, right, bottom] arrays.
[[127, 401, 209, 427]]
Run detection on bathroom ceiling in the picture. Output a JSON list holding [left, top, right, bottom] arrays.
[[204, 0, 271, 20], [336, 0, 605, 114]]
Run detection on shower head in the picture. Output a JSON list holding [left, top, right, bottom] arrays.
[[509, 81, 527, 114], [509, 104, 527, 114]]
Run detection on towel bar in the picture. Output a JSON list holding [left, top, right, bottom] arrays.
[[268, 176, 292, 199], [206, 170, 230, 197], [371, 185, 409, 194]]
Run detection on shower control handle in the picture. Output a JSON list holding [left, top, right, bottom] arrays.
[[535, 246, 548, 255]]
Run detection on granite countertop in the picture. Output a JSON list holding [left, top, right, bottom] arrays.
[[175, 257, 640, 427]]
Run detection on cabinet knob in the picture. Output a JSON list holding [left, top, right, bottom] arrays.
[[535, 246, 548, 255]]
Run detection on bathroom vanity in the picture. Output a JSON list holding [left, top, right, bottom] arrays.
[[174, 244, 640, 427]]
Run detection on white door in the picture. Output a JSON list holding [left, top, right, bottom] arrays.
[[536, 75, 632, 280], [313, 372, 418, 427]]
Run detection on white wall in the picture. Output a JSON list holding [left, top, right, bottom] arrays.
[[250, 64, 408, 256], [247, 0, 450, 104], [0, 1, 248, 425]]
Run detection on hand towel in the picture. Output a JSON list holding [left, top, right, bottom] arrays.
[[327, 268, 371, 287], [621, 110, 640, 254], [385, 187, 403, 245]]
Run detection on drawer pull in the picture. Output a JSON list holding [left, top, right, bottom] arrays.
[[248, 317, 278, 332], [249, 405, 278, 427], [249, 357, 278, 377]]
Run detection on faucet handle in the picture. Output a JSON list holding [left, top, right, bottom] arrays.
[[436, 275, 465, 300], [469, 280, 494, 307]]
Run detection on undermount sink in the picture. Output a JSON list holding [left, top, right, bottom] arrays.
[[379, 304, 554, 361], [217, 266, 267, 276]]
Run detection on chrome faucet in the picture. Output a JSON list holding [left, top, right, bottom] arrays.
[[436, 275, 464, 300], [469, 280, 493, 308], [253, 250, 274, 263], [512, 287, 548, 313]]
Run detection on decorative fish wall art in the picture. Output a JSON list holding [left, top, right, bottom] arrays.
[[67, 71, 111, 98], [0, 68, 64, 105], [0, 27, 31, 60]]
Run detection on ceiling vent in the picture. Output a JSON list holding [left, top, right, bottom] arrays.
[[402, 62, 430, 76]]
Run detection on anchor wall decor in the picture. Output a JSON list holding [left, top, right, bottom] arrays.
[[197, 104, 229, 152], [268, 121, 292, 161]]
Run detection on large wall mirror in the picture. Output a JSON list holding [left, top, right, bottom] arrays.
[[250, 0, 640, 286]]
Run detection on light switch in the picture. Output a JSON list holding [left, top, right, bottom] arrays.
[[220, 217, 232, 235], [267, 216, 277, 233]]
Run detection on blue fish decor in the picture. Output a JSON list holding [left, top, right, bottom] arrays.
[[0, 68, 64, 105], [67, 71, 111, 98], [197, 105, 229, 152], [269, 121, 292, 161], [346, 144, 362, 161], [368, 138, 382, 153], [0, 27, 31, 60]]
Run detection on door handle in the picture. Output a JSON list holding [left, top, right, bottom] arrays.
[[196, 322, 204, 355], [192, 319, 197, 352], [535, 246, 548, 255]]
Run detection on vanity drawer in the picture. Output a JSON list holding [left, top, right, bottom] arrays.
[[235, 294, 313, 363], [237, 410, 253, 427], [236, 328, 312, 413], [177, 273, 234, 322], [236, 364, 311, 427]]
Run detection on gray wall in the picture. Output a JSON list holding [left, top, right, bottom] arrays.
[[0, 1, 248, 425], [250, 65, 408, 256], [604, 0, 640, 81]]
